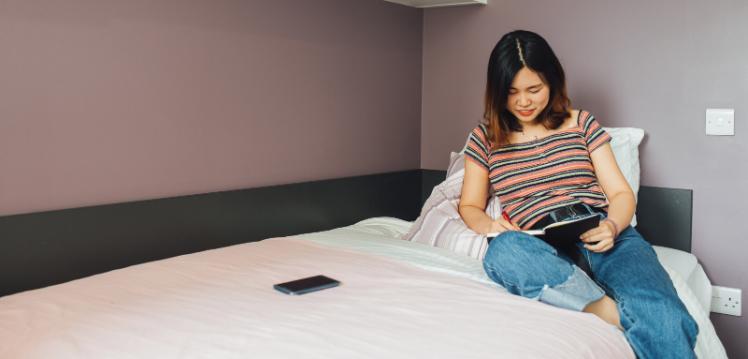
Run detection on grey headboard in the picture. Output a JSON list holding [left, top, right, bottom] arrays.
[[0, 169, 692, 298]]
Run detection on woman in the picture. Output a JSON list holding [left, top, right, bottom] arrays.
[[458, 30, 698, 358]]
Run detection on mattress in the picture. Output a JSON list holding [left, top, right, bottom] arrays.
[[335, 217, 727, 359], [0, 217, 726, 358], [345, 217, 714, 312], [651, 245, 713, 313]]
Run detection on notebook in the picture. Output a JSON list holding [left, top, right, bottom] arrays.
[[487, 214, 601, 247]]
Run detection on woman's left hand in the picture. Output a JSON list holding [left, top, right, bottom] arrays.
[[580, 220, 617, 253]]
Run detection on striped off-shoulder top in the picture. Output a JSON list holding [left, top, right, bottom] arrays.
[[464, 110, 612, 229]]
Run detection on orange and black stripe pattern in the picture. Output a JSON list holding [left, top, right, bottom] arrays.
[[465, 110, 612, 229]]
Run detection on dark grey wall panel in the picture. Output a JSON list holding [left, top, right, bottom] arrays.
[[635, 186, 693, 253], [421, 169, 447, 207], [0, 169, 692, 298], [0, 170, 421, 297]]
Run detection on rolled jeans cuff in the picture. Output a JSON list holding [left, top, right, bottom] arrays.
[[538, 266, 605, 311]]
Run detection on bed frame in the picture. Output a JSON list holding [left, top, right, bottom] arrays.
[[0, 170, 692, 298]]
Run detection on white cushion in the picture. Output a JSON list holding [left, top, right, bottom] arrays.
[[603, 127, 645, 226], [402, 153, 499, 260]]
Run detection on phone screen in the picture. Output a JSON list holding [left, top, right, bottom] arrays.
[[274, 275, 340, 295]]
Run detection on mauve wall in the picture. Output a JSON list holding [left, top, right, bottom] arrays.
[[0, 0, 422, 216], [421, 0, 747, 357]]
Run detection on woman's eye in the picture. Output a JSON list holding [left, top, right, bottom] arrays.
[[530, 88, 541, 94]]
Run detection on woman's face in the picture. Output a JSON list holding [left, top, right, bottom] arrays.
[[507, 67, 550, 125]]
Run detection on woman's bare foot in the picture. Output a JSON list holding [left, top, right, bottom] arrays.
[[584, 295, 623, 330]]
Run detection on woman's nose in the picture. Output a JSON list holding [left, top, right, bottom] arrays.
[[517, 93, 531, 107]]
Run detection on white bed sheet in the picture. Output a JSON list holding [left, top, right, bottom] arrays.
[[338, 217, 726, 359], [0, 217, 726, 359], [343, 217, 714, 312], [1, 223, 635, 359], [652, 245, 713, 313]]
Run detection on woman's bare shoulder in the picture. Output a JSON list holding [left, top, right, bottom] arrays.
[[564, 109, 581, 129]]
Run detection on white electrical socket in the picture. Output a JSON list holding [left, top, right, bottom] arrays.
[[711, 286, 742, 316]]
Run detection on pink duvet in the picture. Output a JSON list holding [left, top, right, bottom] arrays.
[[0, 238, 633, 358]]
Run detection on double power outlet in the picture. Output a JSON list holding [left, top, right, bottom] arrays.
[[711, 286, 742, 316]]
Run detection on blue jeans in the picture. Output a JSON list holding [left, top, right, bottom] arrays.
[[483, 226, 698, 359]]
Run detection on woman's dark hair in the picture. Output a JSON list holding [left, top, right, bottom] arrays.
[[484, 30, 571, 146]]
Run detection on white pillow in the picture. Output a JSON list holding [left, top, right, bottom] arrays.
[[402, 152, 499, 260], [603, 127, 645, 226]]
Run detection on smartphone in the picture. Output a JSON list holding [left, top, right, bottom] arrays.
[[273, 275, 341, 295]]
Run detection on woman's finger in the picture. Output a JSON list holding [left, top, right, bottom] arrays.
[[585, 238, 614, 252], [498, 218, 520, 231], [581, 231, 608, 244], [488, 220, 511, 234], [580, 226, 606, 240], [584, 241, 604, 252], [596, 241, 614, 253], [580, 223, 615, 242]]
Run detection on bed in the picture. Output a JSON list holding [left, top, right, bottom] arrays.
[[0, 170, 728, 358]]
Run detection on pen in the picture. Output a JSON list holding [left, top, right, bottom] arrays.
[[501, 210, 520, 230]]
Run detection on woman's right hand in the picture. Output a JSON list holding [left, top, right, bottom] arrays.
[[487, 218, 520, 234], [460, 158, 522, 235]]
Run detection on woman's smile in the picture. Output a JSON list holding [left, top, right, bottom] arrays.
[[517, 109, 536, 117]]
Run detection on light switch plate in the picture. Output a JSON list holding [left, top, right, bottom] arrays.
[[706, 108, 735, 136]]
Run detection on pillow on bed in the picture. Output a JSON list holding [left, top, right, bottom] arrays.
[[402, 152, 499, 260], [603, 127, 645, 226]]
